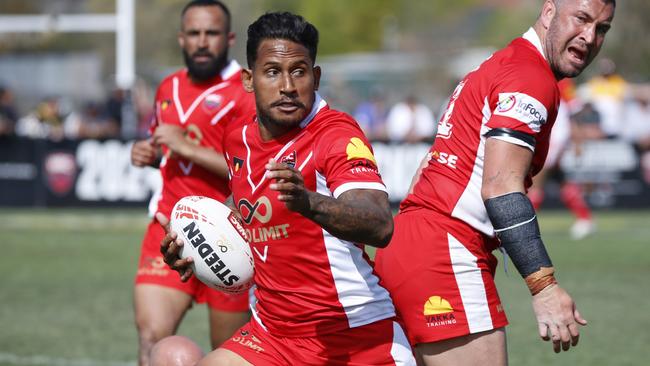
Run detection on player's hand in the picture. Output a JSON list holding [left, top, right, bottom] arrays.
[[131, 139, 157, 167], [266, 159, 310, 213], [152, 124, 192, 159], [155, 213, 194, 282], [531, 284, 587, 353]]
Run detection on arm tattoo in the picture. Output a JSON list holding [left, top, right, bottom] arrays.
[[301, 189, 393, 248]]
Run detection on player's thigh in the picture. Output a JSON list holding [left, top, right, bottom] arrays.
[[198, 347, 253, 366], [417, 327, 507, 366], [208, 308, 250, 348], [134, 284, 193, 336]]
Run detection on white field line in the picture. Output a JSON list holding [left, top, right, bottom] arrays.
[[0, 352, 135, 366]]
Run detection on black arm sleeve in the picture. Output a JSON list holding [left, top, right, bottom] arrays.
[[484, 192, 552, 278]]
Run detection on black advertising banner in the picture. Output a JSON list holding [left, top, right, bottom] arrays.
[[1, 137, 649, 208], [1, 137, 160, 207]]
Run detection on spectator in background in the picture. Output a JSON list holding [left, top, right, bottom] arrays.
[[579, 57, 627, 138], [0, 85, 18, 137], [621, 91, 650, 152], [528, 79, 595, 240], [386, 94, 436, 143], [15, 97, 82, 141], [353, 89, 388, 141], [76, 101, 121, 139]]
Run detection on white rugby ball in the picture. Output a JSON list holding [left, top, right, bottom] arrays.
[[170, 196, 254, 294]]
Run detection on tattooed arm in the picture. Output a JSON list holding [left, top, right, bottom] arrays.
[[265, 159, 393, 247]]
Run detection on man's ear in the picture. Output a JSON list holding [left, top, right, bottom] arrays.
[[227, 31, 235, 49], [313, 65, 321, 91], [540, 0, 556, 30], [177, 31, 185, 49], [241, 68, 254, 93]]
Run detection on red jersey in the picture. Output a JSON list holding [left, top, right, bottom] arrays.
[[402, 28, 560, 236], [224, 95, 395, 338], [150, 60, 255, 217]]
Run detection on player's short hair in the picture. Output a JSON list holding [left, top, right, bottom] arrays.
[[246, 12, 319, 68], [181, 0, 231, 32], [553, 0, 615, 7]]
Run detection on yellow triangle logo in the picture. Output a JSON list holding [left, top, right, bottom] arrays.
[[346, 137, 376, 164], [424, 296, 454, 315]]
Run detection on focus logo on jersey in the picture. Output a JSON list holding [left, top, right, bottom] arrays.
[[423, 296, 457, 328], [346, 137, 376, 164], [494, 92, 548, 132]]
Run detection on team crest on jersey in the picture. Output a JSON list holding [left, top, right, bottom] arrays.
[[232, 156, 244, 178], [161, 100, 171, 110], [346, 137, 376, 164], [203, 93, 223, 112], [423, 296, 457, 328], [281, 151, 297, 168]]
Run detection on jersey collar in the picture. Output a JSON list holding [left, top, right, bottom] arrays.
[[221, 60, 242, 80], [522, 27, 546, 60], [299, 92, 327, 129]]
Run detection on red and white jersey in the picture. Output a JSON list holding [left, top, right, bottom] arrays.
[[402, 28, 560, 236], [150, 60, 255, 217], [224, 95, 395, 337]]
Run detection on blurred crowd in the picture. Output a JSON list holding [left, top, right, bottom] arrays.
[[0, 80, 153, 141], [1, 59, 649, 153], [351, 59, 650, 154]]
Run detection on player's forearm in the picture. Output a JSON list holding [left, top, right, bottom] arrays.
[[301, 190, 393, 248], [182, 145, 229, 179]]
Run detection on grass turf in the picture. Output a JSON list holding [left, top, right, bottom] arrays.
[[0, 208, 648, 365]]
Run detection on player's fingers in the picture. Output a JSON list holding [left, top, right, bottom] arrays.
[[573, 308, 588, 326], [558, 324, 572, 351], [568, 322, 580, 347], [548, 325, 562, 353], [155, 213, 170, 232], [180, 266, 194, 282], [163, 237, 184, 265], [538, 323, 550, 341]]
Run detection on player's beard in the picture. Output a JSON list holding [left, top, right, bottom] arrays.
[[183, 49, 228, 82]]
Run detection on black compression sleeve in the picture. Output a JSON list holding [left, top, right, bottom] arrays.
[[484, 192, 552, 278]]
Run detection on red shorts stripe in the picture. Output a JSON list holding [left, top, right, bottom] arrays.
[[374, 209, 508, 345], [135, 220, 249, 312], [221, 318, 416, 365]]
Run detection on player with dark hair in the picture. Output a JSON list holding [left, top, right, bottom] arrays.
[[374, 0, 615, 365], [159, 11, 416, 366], [130, 1, 255, 365]]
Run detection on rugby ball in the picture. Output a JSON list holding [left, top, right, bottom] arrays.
[[170, 196, 254, 294]]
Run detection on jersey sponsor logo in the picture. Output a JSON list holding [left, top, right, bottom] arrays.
[[494, 92, 548, 132], [238, 196, 272, 224], [429, 151, 458, 169], [437, 80, 466, 139], [423, 296, 457, 328], [231, 330, 265, 354], [137, 256, 168, 276], [281, 150, 297, 168], [203, 93, 223, 112], [349, 160, 380, 175], [346, 137, 377, 164], [232, 156, 244, 178]]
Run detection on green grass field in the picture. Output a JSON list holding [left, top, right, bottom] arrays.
[[0, 208, 648, 366]]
